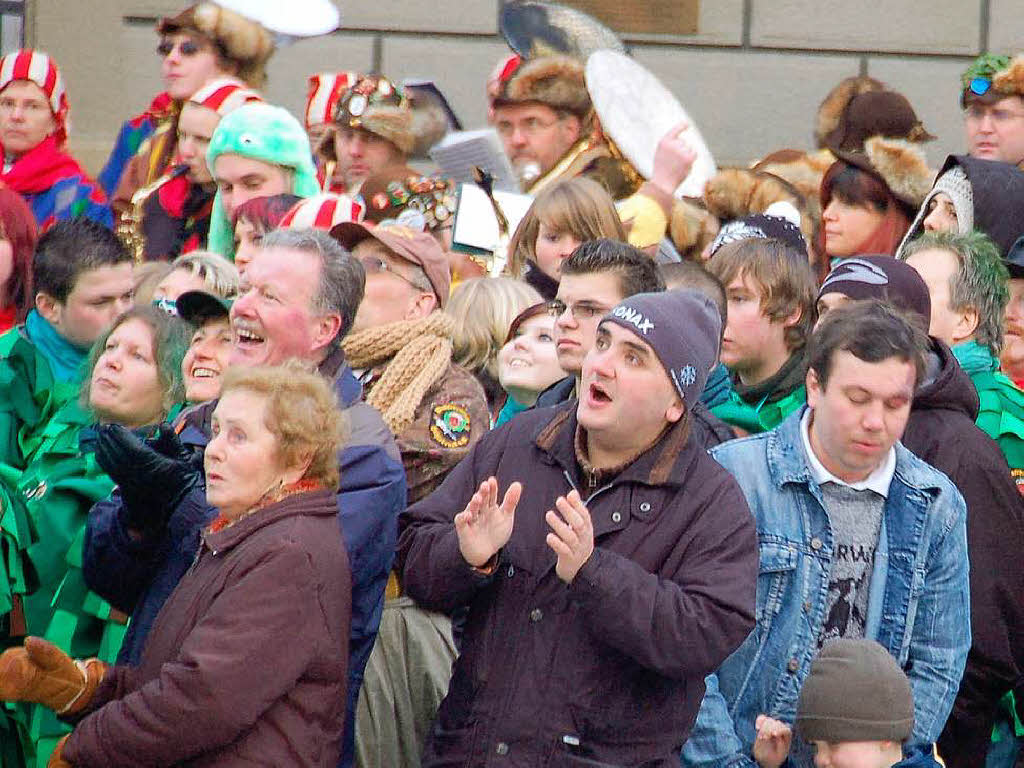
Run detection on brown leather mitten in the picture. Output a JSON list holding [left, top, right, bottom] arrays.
[[0, 636, 107, 715], [47, 734, 73, 768]]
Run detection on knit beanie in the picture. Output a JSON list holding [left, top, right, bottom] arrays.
[[601, 289, 721, 405], [188, 77, 263, 116], [205, 103, 320, 259], [895, 163, 973, 259], [707, 205, 808, 259], [818, 255, 931, 329], [796, 639, 914, 743], [0, 49, 70, 145]]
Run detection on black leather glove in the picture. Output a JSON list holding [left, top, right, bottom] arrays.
[[94, 424, 203, 536]]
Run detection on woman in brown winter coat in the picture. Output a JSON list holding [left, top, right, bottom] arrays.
[[0, 362, 353, 767]]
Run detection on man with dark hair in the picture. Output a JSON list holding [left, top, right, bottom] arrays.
[[706, 237, 817, 434], [77, 228, 406, 768], [400, 288, 757, 766], [816, 254, 1024, 768], [904, 230, 1024, 488], [960, 53, 1024, 169], [0, 218, 133, 468], [683, 300, 970, 767]]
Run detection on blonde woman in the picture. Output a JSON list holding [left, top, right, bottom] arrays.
[[446, 277, 543, 418], [507, 176, 627, 299]]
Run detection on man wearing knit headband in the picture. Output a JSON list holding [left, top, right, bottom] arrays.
[[0, 49, 111, 230], [684, 300, 969, 767], [399, 289, 758, 766]]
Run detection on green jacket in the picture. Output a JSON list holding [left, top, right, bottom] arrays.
[[710, 384, 807, 435], [953, 342, 1024, 490]]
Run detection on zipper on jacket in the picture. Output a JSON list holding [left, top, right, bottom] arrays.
[[562, 469, 615, 507]]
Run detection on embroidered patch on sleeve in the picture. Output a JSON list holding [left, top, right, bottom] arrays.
[[430, 403, 471, 448]]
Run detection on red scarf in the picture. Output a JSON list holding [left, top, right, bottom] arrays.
[[1, 135, 89, 195]]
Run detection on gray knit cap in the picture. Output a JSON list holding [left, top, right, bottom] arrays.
[[600, 289, 721, 405], [796, 639, 915, 743], [896, 164, 973, 259]]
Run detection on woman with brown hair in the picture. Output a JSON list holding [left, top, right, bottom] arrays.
[[508, 175, 626, 299], [0, 362, 353, 767], [0, 185, 38, 333]]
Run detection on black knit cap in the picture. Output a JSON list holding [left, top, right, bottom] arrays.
[[1007, 235, 1024, 280], [818, 255, 931, 330], [707, 213, 807, 259], [796, 639, 914, 743], [601, 289, 721, 405]]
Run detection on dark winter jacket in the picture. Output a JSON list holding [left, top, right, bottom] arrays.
[[81, 352, 406, 767], [66, 488, 351, 767], [903, 339, 1024, 767], [398, 404, 758, 767]]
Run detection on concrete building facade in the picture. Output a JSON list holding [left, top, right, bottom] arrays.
[[12, 1, 1024, 175]]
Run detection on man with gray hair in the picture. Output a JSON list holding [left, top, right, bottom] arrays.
[[76, 228, 407, 768], [903, 229, 1024, 486]]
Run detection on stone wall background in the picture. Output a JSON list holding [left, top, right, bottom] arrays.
[[22, 1, 1024, 175]]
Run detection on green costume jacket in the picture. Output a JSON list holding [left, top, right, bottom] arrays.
[[710, 384, 807, 435]]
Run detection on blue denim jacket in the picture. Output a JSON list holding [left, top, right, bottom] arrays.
[[681, 409, 971, 767]]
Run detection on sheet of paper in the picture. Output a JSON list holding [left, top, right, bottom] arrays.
[[451, 183, 534, 255], [429, 129, 520, 193]]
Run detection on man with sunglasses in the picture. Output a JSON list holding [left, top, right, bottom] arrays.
[[961, 53, 1024, 169]]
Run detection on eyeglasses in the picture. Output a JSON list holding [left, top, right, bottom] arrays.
[[358, 254, 432, 293], [546, 299, 610, 321], [157, 38, 204, 58], [963, 104, 1024, 125], [495, 115, 561, 139]]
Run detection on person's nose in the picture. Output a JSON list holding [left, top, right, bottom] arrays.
[[861, 400, 885, 432], [822, 199, 839, 222]]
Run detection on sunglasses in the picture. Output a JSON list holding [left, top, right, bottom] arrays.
[[157, 38, 204, 58]]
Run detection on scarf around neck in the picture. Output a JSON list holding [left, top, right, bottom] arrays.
[[25, 309, 87, 383], [732, 348, 807, 406], [2, 135, 88, 194]]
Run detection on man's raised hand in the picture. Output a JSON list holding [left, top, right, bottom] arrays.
[[455, 477, 522, 568], [545, 490, 595, 583]]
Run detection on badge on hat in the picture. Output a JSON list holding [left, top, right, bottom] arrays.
[[430, 403, 471, 448], [969, 76, 992, 96], [348, 93, 367, 117]]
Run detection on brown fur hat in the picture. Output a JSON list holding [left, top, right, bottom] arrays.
[[815, 76, 886, 149], [669, 199, 719, 257], [993, 55, 1024, 96], [704, 168, 815, 246], [860, 136, 935, 208], [159, 3, 275, 88], [332, 75, 414, 156], [493, 55, 591, 119]]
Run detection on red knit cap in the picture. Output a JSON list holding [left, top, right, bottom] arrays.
[[0, 49, 69, 145], [305, 72, 359, 129], [188, 77, 263, 116], [279, 193, 366, 230]]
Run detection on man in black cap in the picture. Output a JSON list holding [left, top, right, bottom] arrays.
[[399, 289, 758, 768]]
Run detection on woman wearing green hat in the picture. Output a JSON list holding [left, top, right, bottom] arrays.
[[206, 103, 321, 260]]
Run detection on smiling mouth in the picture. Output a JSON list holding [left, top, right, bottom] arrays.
[[189, 366, 220, 379], [234, 328, 265, 349], [507, 358, 532, 368]]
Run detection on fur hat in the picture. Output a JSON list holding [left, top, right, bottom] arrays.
[[0, 49, 69, 145], [823, 90, 935, 154], [993, 55, 1024, 98], [332, 75, 414, 156], [815, 76, 886, 149], [491, 54, 591, 120], [669, 199, 719, 258], [158, 3, 275, 89], [835, 136, 935, 209], [704, 168, 815, 246]]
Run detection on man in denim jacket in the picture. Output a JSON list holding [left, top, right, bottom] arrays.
[[682, 300, 971, 768]]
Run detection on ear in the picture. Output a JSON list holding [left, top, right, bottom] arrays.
[[665, 396, 685, 424], [952, 305, 980, 345], [560, 114, 582, 145], [35, 292, 61, 326], [311, 311, 343, 353], [404, 291, 438, 321], [281, 450, 314, 486], [805, 366, 822, 409], [781, 303, 804, 331]]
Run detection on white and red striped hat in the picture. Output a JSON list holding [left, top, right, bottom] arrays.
[[305, 72, 360, 129], [279, 193, 366, 231], [188, 77, 263, 116], [0, 49, 69, 144]]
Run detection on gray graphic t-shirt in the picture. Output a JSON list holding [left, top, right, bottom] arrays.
[[818, 482, 885, 646]]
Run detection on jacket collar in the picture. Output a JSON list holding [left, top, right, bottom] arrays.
[[532, 402, 695, 490], [202, 487, 337, 555], [768, 407, 951, 493], [320, 347, 362, 407]]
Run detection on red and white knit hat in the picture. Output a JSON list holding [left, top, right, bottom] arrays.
[[0, 49, 69, 144], [279, 193, 366, 230], [188, 77, 263, 116], [305, 72, 360, 129]]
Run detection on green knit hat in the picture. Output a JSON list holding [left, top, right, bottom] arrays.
[[960, 53, 1013, 106], [206, 103, 321, 260]]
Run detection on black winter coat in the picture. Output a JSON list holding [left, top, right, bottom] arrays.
[[398, 404, 757, 767]]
